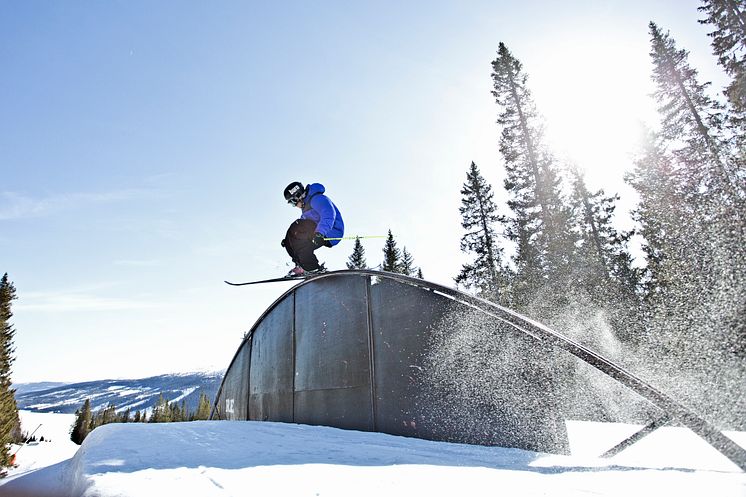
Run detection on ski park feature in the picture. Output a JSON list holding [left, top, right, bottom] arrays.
[[212, 269, 746, 471]]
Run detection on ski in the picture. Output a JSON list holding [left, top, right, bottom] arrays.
[[224, 272, 330, 286], [224, 276, 307, 286]]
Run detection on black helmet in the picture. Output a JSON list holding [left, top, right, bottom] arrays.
[[283, 181, 305, 204]]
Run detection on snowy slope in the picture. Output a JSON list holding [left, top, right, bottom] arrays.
[[2, 411, 79, 497], [1, 412, 744, 497], [15, 371, 223, 415]]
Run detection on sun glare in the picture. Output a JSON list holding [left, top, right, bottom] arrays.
[[530, 37, 657, 188]]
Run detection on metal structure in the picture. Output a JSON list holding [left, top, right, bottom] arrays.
[[212, 270, 746, 470]]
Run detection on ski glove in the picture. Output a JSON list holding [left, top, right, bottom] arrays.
[[311, 232, 326, 248]]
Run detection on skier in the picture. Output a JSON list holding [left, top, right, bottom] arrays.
[[281, 181, 344, 277]]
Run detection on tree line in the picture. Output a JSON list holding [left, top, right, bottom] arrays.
[[345, 229, 424, 279], [452, 1, 745, 424], [70, 392, 213, 445]]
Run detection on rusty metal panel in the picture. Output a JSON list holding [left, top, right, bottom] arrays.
[[249, 296, 294, 422], [216, 339, 251, 420], [293, 275, 373, 430]]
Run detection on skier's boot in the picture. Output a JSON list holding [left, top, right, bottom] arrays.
[[305, 263, 327, 275], [286, 266, 306, 278]]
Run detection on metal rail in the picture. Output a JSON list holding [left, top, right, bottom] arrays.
[[215, 269, 746, 471], [600, 414, 672, 458]]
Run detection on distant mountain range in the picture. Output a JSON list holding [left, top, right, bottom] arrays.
[[14, 371, 224, 415]]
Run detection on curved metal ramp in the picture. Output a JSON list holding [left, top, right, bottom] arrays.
[[212, 270, 746, 470]]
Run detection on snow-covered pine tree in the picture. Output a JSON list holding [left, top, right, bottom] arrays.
[[346, 237, 369, 270], [455, 161, 505, 300], [0, 273, 20, 472], [490, 43, 575, 314], [381, 230, 402, 273]]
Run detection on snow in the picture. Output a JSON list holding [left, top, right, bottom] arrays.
[[1, 411, 744, 497], [169, 387, 198, 404], [2, 411, 78, 497]]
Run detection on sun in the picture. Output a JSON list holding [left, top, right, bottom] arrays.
[[528, 36, 657, 188]]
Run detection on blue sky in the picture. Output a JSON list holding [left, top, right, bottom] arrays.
[[1, 1, 725, 382]]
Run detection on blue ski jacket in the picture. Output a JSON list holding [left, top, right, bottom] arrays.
[[300, 183, 344, 246]]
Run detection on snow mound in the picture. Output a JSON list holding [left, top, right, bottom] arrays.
[[2, 419, 744, 497]]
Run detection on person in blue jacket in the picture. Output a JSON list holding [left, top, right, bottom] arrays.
[[281, 181, 344, 277]]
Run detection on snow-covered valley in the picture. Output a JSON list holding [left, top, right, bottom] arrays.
[[14, 371, 223, 416]]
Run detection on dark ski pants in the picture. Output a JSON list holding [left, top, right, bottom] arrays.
[[283, 219, 327, 271]]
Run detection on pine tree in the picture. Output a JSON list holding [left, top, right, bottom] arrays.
[[119, 408, 131, 423], [491, 43, 575, 314], [626, 131, 684, 302], [400, 247, 418, 276], [698, 0, 746, 113], [698, 0, 746, 192], [649, 21, 741, 202], [346, 237, 369, 270], [381, 230, 402, 273], [194, 392, 212, 421], [455, 162, 505, 300], [628, 94, 746, 425], [648, 21, 745, 349], [150, 393, 171, 423], [0, 274, 20, 471], [568, 167, 642, 341], [101, 404, 117, 426], [71, 399, 93, 445]]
